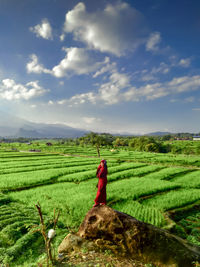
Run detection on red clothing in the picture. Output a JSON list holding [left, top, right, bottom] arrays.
[[94, 164, 107, 205]]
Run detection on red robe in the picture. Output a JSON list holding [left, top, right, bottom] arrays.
[[94, 164, 107, 205]]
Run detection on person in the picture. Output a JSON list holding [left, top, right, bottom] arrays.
[[93, 159, 108, 207]]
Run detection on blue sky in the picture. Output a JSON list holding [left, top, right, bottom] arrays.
[[0, 0, 200, 134]]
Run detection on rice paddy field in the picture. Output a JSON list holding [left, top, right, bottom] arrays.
[[0, 144, 200, 266]]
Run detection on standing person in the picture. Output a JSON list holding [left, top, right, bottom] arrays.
[[93, 160, 108, 207]]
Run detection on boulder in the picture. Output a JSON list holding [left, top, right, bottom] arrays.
[[58, 233, 97, 254], [59, 205, 200, 267]]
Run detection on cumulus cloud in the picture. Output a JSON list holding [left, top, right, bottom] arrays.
[[125, 75, 200, 101], [98, 71, 130, 104], [69, 70, 131, 105], [48, 100, 54, 105], [140, 62, 170, 81], [60, 34, 65, 42], [52, 47, 106, 77], [178, 58, 191, 67], [70, 92, 97, 105], [93, 57, 116, 78], [30, 19, 53, 40], [57, 99, 67, 105], [0, 79, 48, 100], [68, 74, 200, 105], [146, 32, 161, 52], [26, 54, 51, 74], [83, 117, 101, 124], [27, 48, 108, 77], [63, 2, 148, 56]]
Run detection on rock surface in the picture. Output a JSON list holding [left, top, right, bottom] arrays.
[[59, 205, 200, 267]]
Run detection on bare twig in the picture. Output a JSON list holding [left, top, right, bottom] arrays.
[[35, 202, 60, 266]]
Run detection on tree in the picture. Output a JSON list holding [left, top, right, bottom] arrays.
[[82, 132, 108, 157]]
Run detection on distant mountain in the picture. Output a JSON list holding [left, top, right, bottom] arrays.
[[146, 131, 172, 136], [0, 112, 87, 138]]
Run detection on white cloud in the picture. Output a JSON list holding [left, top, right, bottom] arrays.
[[98, 71, 130, 104], [52, 47, 106, 77], [68, 74, 200, 105], [60, 34, 65, 42], [26, 54, 51, 74], [93, 57, 116, 78], [0, 79, 48, 101], [30, 19, 53, 40], [27, 48, 107, 77], [125, 75, 200, 101], [140, 62, 170, 81], [69, 70, 130, 105], [59, 81, 64, 86], [57, 99, 67, 105], [63, 2, 147, 56], [83, 117, 101, 124], [146, 32, 161, 52], [48, 100, 54, 105], [178, 58, 191, 68], [70, 92, 96, 105]]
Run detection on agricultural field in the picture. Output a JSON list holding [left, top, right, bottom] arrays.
[[0, 146, 200, 266]]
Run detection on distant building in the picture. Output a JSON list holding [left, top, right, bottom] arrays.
[[193, 136, 200, 141]]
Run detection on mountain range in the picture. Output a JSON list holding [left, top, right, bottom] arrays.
[[0, 112, 173, 138], [0, 112, 87, 138]]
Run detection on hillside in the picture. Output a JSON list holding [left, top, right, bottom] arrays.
[[0, 112, 86, 138]]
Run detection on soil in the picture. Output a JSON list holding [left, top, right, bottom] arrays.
[[57, 250, 146, 267]]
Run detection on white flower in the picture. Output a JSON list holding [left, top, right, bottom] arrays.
[[48, 229, 56, 239]]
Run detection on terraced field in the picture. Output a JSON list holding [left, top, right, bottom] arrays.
[[0, 149, 200, 266]]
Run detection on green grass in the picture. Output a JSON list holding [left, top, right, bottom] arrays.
[[112, 200, 165, 227], [108, 178, 180, 202], [143, 167, 193, 180], [108, 165, 164, 181], [173, 170, 200, 188], [142, 189, 200, 211], [8, 180, 96, 228], [0, 148, 200, 266]]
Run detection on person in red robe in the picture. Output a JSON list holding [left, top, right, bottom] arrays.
[[93, 160, 108, 207]]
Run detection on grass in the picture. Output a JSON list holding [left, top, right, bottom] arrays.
[[112, 200, 165, 227], [0, 148, 200, 266], [142, 189, 200, 211]]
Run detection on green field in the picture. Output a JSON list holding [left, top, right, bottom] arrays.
[[0, 145, 200, 266]]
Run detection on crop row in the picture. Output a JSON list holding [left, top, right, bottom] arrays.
[[8, 177, 180, 230], [0, 155, 92, 168], [112, 200, 165, 227], [0, 159, 102, 175], [0, 197, 40, 265], [143, 167, 193, 180], [0, 165, 96, 190], [8, 180, 94, 228], [0, 154, 66, 163], [172, 170, 200, 188], [142, 188, 200, 211], [0, 160, 121, 190], [58, 162, 147, 182], [107, 177, 180, 202], [108, 165, 164, 181]]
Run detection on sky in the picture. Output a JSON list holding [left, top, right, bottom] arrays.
[[0, 0, 200, 134]]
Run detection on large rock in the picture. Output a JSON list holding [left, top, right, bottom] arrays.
[[59, 205, 200, 267]]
